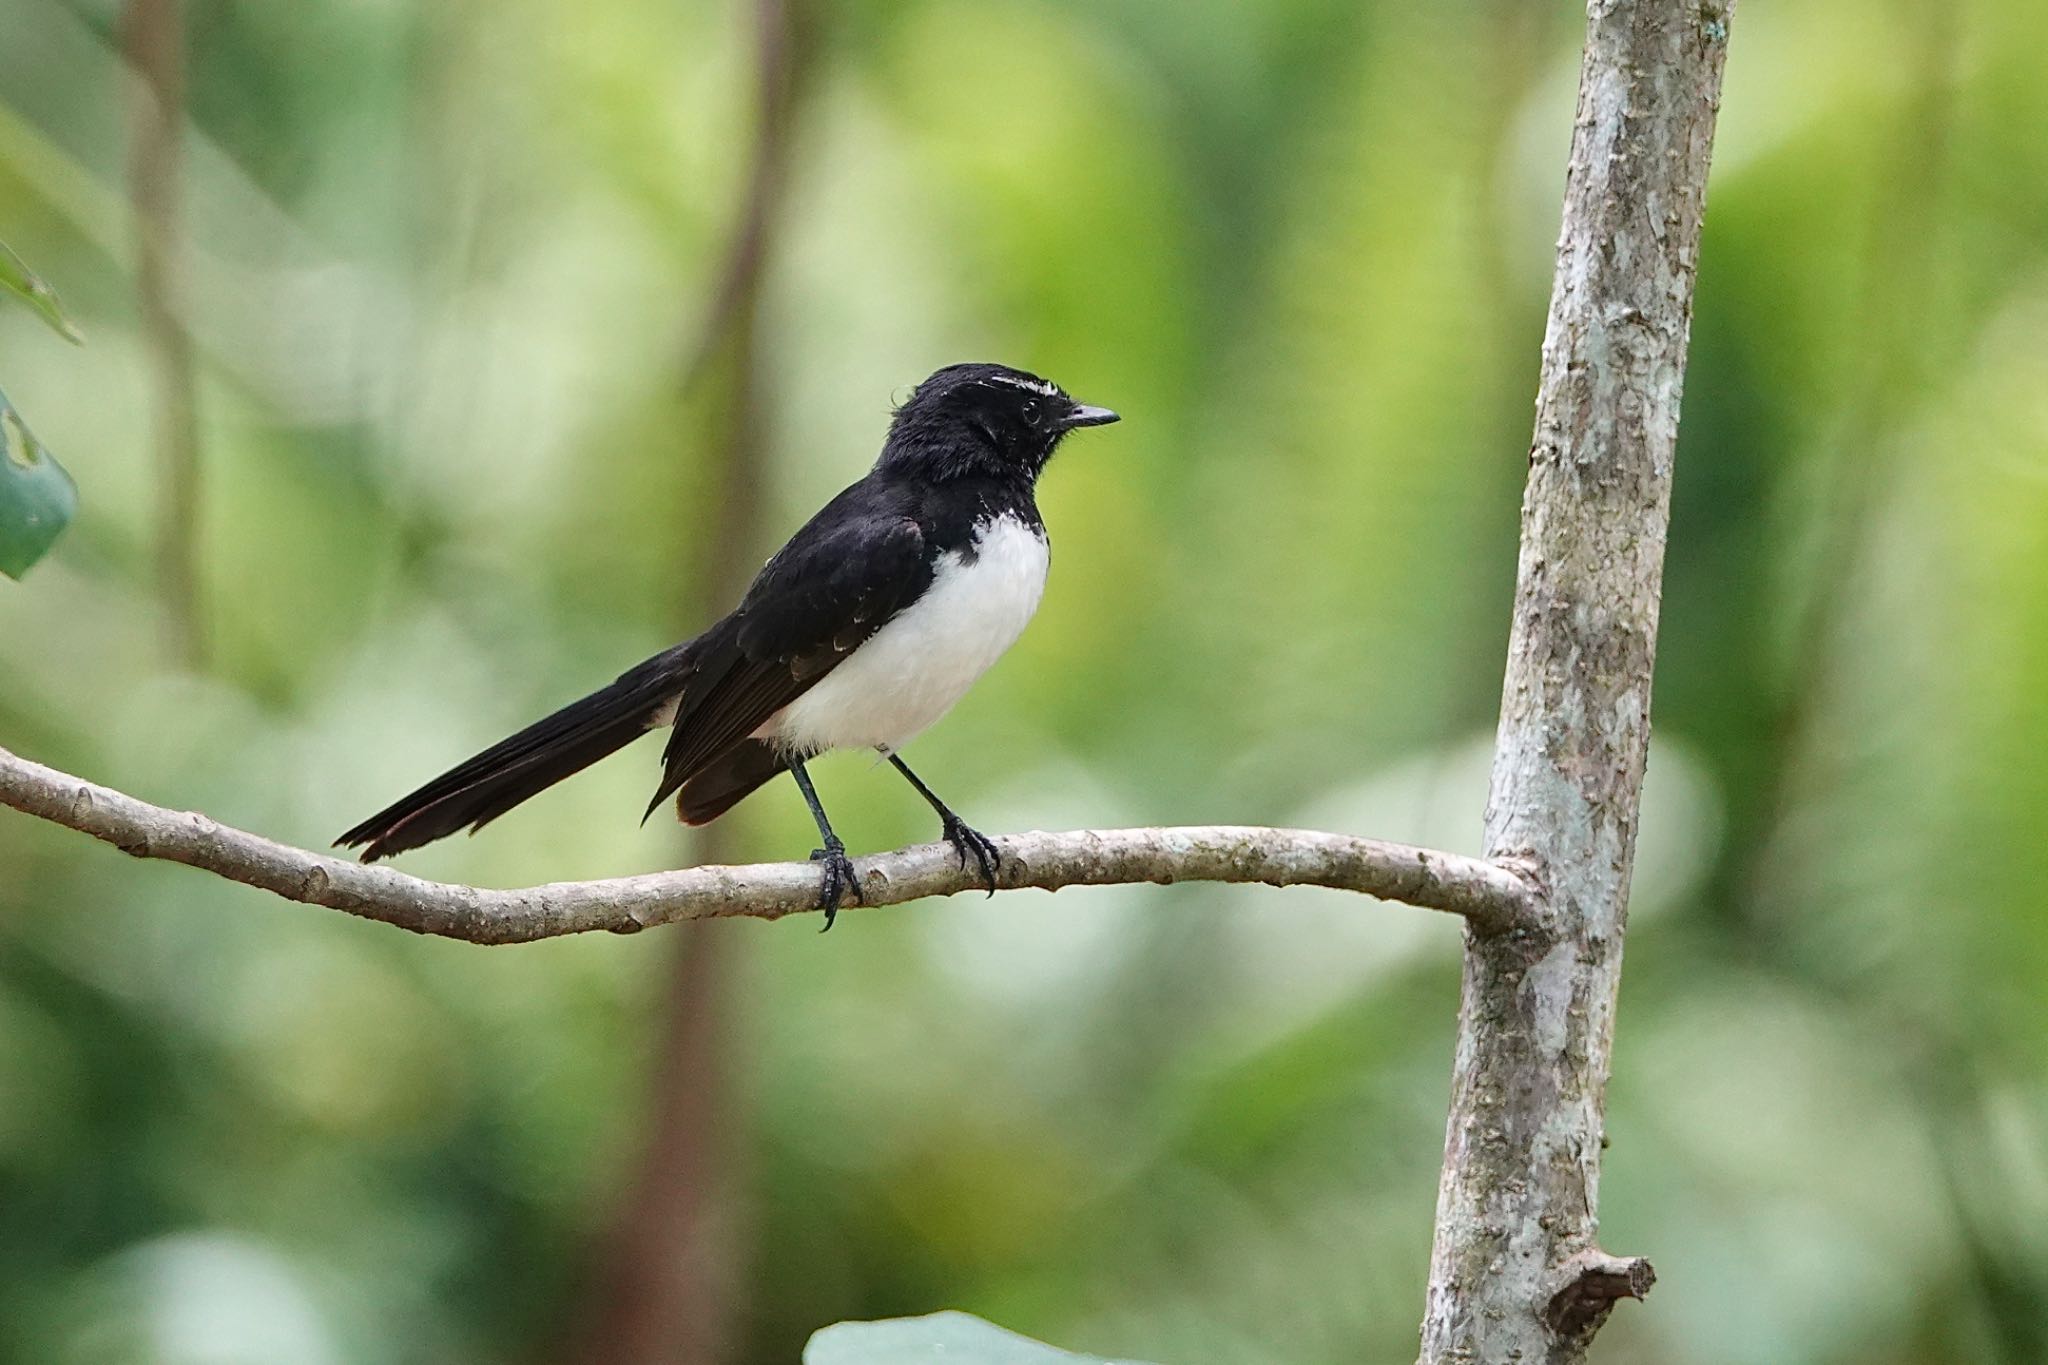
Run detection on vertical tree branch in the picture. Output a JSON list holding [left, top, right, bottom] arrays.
[[566, 4, 801, 1361], [577, 335, 775, 1365], [1419, 3, 1735, 1361], [570, 922, 747, 1365], [677, 0, 800, 397], [122, 0, 205, 668]]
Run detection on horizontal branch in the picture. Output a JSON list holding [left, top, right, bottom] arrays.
[[0, 746, 1535, 944]]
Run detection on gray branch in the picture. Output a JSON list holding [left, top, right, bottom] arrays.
[[1418, 1, 1736, 1361], [0, 747, 1534, 944]]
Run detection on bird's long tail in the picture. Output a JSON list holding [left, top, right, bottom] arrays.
[[335, 643, 695, 862]]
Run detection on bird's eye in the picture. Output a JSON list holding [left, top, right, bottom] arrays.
[[1021, 400, 1041, 424]]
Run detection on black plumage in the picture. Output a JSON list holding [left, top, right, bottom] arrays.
[[336, 363, 1119, 922]]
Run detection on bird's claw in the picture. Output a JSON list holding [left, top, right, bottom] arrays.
[[941, 817, 1001, 896], [810, 842, 861, 931]]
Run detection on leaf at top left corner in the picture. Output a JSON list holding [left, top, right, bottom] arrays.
[[0, 386, 77, 579], [0, 239, 84, 345]]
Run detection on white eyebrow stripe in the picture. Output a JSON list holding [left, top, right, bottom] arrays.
[[984, 374, 1061, 397]]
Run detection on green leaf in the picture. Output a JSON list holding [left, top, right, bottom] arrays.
[[0, 239, 84, 345], [0, 385, 77, 579], [803, 1312, 1162, 1365]]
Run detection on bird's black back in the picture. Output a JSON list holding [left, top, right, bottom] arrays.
[[337, 362, 1095, 860]]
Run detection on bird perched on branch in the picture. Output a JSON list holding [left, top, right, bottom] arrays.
[[337, 363, 1119, 925]]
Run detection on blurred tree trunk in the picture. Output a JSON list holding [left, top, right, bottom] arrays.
[[1418, 1, 1735, 1360], [566, 353, 774, 1365], [122, 0, 205, 668], [563, 3, 801, 1363]]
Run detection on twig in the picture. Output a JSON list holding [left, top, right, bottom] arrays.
[[0, 746, 1537, 943], [1545, 1252, 1657, 1342]]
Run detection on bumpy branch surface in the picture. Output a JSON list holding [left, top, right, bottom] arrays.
[[0, 748, 1534, 944], [1418, 1, 1735, 1362]]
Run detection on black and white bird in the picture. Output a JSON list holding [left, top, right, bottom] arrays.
[[337, 363, 1118, 923]]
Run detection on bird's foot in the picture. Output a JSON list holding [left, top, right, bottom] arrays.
[[810, 839, 862, 931], [941, 816, 1001, 896]]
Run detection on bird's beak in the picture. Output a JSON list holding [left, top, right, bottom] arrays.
[[1063, 403, 1121, 429]]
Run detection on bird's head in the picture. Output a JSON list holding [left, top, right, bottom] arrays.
[[879, 363, 1119, 483]]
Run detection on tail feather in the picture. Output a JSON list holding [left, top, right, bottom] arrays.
[[336, 644, 694, 861]]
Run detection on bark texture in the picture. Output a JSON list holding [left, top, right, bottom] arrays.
[[0, 746, 1534, 942], [1418, 1, 1735, 1360]]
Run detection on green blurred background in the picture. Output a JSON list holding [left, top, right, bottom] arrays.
[[4, 0, 2047, 1361]]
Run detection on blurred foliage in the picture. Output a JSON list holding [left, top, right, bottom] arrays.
[[2, 0, 2047, 1362], [0, 382, 78, 579], [0, 240, 79, 578]]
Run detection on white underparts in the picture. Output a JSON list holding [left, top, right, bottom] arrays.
[[766, 515, 1048, 756]]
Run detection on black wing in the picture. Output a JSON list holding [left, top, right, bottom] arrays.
[[644, 479, 932, 814]]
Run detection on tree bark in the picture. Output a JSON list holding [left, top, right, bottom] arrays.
[[1418, 1, 1735, 1361]]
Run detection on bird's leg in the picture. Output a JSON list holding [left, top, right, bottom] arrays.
[[886, 753, 999, 895], [789, 760, 860, 931]]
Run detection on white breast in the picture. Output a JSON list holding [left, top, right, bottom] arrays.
[[767, 515, 1049, 756]]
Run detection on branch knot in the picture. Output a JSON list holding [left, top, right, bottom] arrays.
[[1546, 1250, 1656, 1341]]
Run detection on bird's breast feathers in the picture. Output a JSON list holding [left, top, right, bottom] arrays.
[[767, 514, 1048, 755]]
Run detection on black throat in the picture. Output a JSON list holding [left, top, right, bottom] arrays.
[[879, 463, 1044, 564]]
